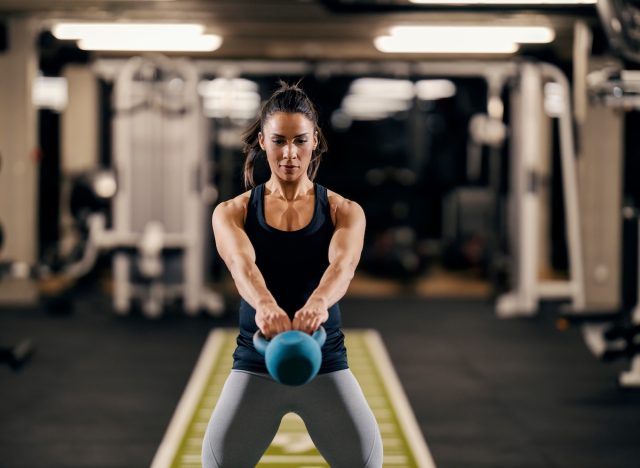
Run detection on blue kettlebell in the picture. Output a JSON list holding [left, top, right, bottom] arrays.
[[253, 327, 326, 386]]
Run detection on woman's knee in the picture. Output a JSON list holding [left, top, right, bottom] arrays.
[[364, 427, 383, 468], [201, 438, 220, 468]]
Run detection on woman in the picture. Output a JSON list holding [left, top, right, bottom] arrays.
[[202, 82, 383, 467]]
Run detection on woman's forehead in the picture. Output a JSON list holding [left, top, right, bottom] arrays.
[[263, 112, 314, 134]]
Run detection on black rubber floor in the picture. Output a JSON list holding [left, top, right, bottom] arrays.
[[1, 289, 639, 468]]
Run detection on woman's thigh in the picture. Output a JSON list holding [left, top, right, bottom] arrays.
[[202, 370, 286, 468], [296, 369, 383, 468]]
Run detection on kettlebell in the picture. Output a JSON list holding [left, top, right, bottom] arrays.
[[253, 327, 326, 386]]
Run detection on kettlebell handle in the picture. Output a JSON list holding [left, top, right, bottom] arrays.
[[253, 326, 327, 356]]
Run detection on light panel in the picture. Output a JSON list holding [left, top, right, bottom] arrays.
[[375, 24, 555, 54], [52, 23, 205, 39], [52, 22, 222, 52], [390, 25, 555, 43], [409, 0, 595, 4], [375, 36, 519, 53], [78, 35, 221, 52]]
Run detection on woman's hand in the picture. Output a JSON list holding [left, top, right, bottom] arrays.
[[255, 301, 291, 339], [293, 297, 329, 335]]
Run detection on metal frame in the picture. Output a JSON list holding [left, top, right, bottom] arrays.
[[496, 63, 586, 317], [87, 55, 223, 318]]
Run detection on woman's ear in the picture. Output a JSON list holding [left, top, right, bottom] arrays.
[[313, 130, 318, 150], [258, 131, 265, 150]]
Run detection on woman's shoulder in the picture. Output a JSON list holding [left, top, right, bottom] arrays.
[[212, 190, 253, 222], [325, 189, 365, 224]]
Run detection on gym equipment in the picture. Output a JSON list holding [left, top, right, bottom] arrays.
[[617, 207, 640, 387], [67, 55, 223, 318], [253, 327, 326, 386], [496, 63, 585, 317], [0, 339, 35, 371], [562, 67, 640, 387], [597, 0, 640, 63], [0, 220, 36, 371], [442, 187, 494, 272], [561, 202, 640, 388]]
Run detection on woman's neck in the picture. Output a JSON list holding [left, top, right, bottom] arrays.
[[265, 177, 313, 202]]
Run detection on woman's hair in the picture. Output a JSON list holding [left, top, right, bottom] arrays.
[[241, 80, 328, 189]]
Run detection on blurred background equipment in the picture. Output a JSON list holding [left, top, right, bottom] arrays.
[[0, 191, 35, 372], [597, 0, 640, 63], [496, 62, 586, 318], [83, 55, 224, 318], [0, 338, 35, 371]]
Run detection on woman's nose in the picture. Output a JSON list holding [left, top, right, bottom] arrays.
[[283, 144, 297, 159]]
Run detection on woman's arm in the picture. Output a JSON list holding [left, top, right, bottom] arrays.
[[293, 198, 366, 333], [212, 198, 291, 337]]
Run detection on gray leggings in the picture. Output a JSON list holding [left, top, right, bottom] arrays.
[[202, 368, 383, 467]]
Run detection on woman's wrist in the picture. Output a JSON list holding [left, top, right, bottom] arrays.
[[256, 296, 278, 309], [306, 295, 328, 310]]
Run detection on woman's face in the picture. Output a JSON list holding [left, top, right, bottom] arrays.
[[259, 112, 318, 183]]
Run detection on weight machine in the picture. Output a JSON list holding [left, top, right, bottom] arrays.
[[72, 55, 223, 318]]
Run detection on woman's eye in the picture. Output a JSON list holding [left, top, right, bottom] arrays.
[[272, 139, 284, 145], [296, 140, 307, 144]]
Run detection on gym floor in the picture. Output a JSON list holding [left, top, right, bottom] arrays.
[[2, 275, 640, 468]]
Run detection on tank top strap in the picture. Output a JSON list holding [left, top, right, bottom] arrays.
[[316, 183, 327, 207], [316, 184, 335, 229], [244, 184, 263, 229]]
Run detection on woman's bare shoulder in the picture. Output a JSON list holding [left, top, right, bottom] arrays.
[[213, 190, 252, 222], [326, 189, 364, 224]]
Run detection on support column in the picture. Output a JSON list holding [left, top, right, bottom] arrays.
[[0, 18, 39, 304]]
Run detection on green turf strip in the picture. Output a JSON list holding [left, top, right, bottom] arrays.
[[153, 329, 435, 468]]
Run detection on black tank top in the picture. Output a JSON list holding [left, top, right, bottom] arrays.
[[232, 183, 348, 375]]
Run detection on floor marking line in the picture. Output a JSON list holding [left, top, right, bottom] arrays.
[[150, 330, 225, 468], [364, 330, 437, 468]]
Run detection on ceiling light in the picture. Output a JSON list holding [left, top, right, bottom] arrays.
[[415, 80, 457, 100], [78, 35, 221, 52], [375, 25, 554, 54], [390, 25, 555, 43], [341, 95, 412, 120], [52, 23, 205, 39], [52, 23, 222, 52], [198, 78, 261, 119], [375, 35, 519, 54], [409, 0, 595, 4], [349, 78, 415, 100]]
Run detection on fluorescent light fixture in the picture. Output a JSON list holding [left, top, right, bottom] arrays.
[[198, 78, 261, 119], [390, 25, 555, 43], [340, 77, 458, 120], [342, 78, 415, 120], [349, 78, 415, 100], [52, 23, 205, 39], [52, 22, 222, 52], [375, 35, 519, 53], [78, 35, 221, 52], [341, 95, 412, 119], [375, 25, 554, 54], [409, 0, 595, 4], [416, 79, 457, 100]]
